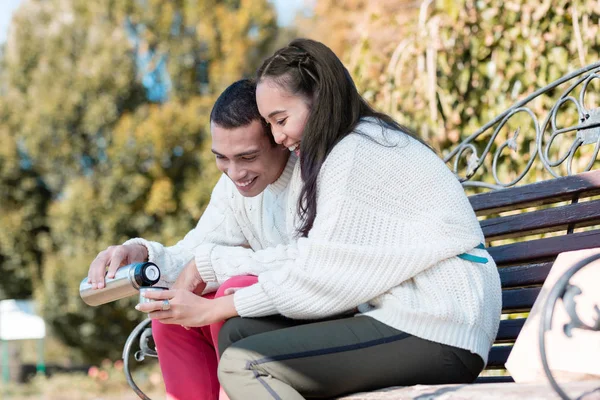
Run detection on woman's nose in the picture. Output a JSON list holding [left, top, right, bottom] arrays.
[[272, 130, 286, 145]]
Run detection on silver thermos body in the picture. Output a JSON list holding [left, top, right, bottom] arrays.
[[79, 262, 161, 306]]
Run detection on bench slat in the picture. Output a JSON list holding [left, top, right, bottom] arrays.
[[487, 229, 600, 266], [475, 376, 515, 383], [486, 345, 513, 369], [498, 262, 553, 288], [469, 169, 600, 216], [481, 199, 600, 241], [502, 287, 540, 313], [495, 318, 526, 343]]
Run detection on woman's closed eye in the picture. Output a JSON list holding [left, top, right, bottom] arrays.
[[241, 155, 258, 162], [276, 117, 287, 126]]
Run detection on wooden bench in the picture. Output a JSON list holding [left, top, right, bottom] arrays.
[[123, 62, 600, 399], [474, 169, 600, 382]]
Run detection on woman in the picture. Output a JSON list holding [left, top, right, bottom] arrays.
[[141, 38, 501, 400]]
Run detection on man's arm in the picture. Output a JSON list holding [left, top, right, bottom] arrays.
[[193, 242, 298, 284], [123, 175, 249, 286]]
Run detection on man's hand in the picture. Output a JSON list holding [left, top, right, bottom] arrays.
[[172, 259, 206, 295], [87, 244, 148, 289]]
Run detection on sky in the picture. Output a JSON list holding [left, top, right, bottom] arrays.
[[0, 0, 21, 43], [0, 0, 307, 44]]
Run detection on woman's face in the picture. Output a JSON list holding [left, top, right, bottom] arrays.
[[256, 78, 311, 157]]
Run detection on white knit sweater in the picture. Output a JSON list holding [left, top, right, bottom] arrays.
[[224, 119, 502, 364], [123, 152, 300, 288]]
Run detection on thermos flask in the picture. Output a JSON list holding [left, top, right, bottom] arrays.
[[79, 262, 161, 306]]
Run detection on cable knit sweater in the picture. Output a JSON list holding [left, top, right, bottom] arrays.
[[220, 119, 502, 364], [123, 152, 300, 288]]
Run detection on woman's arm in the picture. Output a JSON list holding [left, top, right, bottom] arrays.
[[232, 135, 484, 319], [136, 288, 238, 327]]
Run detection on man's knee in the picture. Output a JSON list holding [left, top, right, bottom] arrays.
[[151, 320, 174, 344], [151, 320, 201, 350], [215, 275, 258, 298]]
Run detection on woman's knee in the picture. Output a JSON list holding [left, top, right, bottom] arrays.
[[217, 317, 252, 355], [217, 345, 256, 386], [215, 275, 258, 298]]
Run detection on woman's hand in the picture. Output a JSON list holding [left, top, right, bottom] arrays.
[[136, 288, 238, 327]]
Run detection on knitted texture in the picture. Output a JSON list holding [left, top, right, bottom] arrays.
[[124, 152, 299, 287], [233, 119, 502, 364]]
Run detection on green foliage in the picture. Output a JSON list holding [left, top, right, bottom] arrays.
[[308, 0, 600, 188], [0, 115, 50, 299], [0, 0, 277, 362]]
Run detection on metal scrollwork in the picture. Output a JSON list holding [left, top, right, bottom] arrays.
[[123, 318, 156, 400], [445, 62, 600, 189], [539, 254, 600, 400]]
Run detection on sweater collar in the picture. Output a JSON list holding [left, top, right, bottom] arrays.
[[267, 152, 297, 195]]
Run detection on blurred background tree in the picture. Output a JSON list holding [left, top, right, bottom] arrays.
[[300, 0, 600, 188], [0, 0, 277, 362]]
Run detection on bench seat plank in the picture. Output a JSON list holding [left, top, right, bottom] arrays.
[[501, 287, 540, 313], [487, 229, 600, 265], [469, 170, 600, 216], [496, 318, 526, 343], [475, 376, 515, 384], [498, 262, 553, 288], [487, 345, 513, 369], [481, 199, 600, 241]]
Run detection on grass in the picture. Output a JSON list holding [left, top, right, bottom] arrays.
[[1, 359, 166, 400]]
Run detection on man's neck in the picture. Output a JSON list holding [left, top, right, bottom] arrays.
[[268, 152, 296, 195], [271, 152, 291, 183]]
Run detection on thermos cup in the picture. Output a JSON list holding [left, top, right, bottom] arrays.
[[139, 286, 168, 304], [80, 262, 161, 306]]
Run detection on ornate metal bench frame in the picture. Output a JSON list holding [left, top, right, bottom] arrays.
[[123, 61, 600, 400], [446, 61, 600, 400], [122, 318, 154, 400]]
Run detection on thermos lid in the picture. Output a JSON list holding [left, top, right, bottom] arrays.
[[144, 264, 160, 281], [134, 262, 161, 287]]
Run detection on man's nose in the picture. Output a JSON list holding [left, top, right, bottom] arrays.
[[228, 163, 247, 180]]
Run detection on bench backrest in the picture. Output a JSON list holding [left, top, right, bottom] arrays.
[[473, 169, 600, 380]]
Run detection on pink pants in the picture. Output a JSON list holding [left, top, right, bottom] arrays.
[[153, 275, 259, 400]]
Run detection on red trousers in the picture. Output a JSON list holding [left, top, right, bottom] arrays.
[[153, 275, 259, 400]]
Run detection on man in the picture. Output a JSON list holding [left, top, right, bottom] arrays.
[[86, 79, 300, 400], [87, 79, 299, 289]]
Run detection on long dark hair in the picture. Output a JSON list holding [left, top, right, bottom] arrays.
[[257, 39, 428, 237]]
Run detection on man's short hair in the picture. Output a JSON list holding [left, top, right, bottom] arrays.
[[210, 79, 275, 145]]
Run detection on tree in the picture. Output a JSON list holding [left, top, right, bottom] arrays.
[[301, 0, 600, 186], [0, 103, 51, 299], [0, 0, 277, 362]]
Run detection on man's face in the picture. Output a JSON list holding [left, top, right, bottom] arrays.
[[211, 120, 289, 197]]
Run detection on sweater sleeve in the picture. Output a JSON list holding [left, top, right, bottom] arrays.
[[234, 134, 483, 319], [194, 242, 298, 284], [124, 175, 249, 287]]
